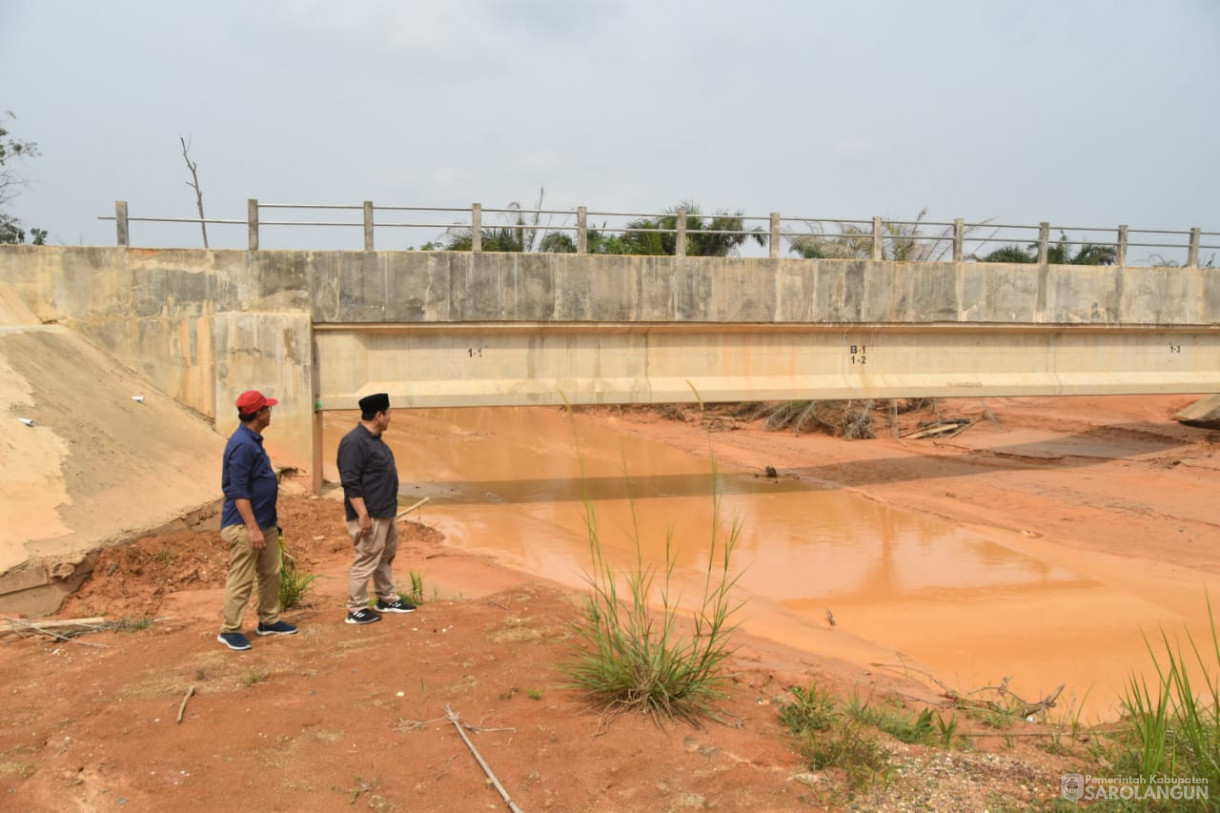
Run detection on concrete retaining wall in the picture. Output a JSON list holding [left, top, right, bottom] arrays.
[[2, 245, 1217, 471]]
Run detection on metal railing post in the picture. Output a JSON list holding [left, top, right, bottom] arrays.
[[953, 218, 964, 262], [675, 209, 687, 257], [769, 213, 781, 259], [1117, 225, 1128, 267], [471, 203, 482, 253], [363, 201, 374, 251], [1037, 222, 1050, 264], [115, 200, 129, 247], [577, 206, 587, 255], [1188, 227, 1201, 268], [871, 217, 883, 261], [247, 199, 260, 251]]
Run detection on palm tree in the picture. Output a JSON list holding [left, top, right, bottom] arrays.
[[539, 227, 629, 255], [977, 232, 1116, 265], [621, 202, 766, 257], [438, 189, 553, 253]]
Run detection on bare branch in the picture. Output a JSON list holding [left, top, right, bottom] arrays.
[[179, 135, 209, 248]]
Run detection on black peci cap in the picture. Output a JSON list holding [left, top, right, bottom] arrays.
[[358, 392, 390, 413]]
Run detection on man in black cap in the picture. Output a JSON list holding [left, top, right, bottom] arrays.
[[337, 392, 415, 624]]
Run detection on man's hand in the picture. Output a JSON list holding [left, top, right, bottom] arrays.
[[249, 526, 266, 550], [358, 513, 372, 538]]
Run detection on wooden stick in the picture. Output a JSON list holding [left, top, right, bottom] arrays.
[[444, 705, 523, 813], [177, 685, 195, 723], [1, 616, 107, 636], [2, 616, 108, 647], [396, 497, 430, 519]]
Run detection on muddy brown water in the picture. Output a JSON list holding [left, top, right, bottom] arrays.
[[322, 407, 1212, 721]]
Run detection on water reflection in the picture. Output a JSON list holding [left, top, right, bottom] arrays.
[[319, 406, 1184, 717]]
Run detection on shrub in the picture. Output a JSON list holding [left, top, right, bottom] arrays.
[[278, 543, 316, 610], [563, 465, 744, 725]]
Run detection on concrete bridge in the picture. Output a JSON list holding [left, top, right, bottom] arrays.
[[3, 246, 1217, 486]]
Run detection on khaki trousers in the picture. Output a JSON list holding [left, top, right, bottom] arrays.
[[346, 517, 398, 613], [220, 525, 282, 633]]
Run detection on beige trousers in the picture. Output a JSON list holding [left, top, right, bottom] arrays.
[[346, 517, 398, 613], [220, 525, 282, 633]]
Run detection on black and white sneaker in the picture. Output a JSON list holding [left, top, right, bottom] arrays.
[[345, 608, 382, 625], [217, 631, 252, 651], [256, 620, 299, 636], [376, 598, 417, 614]]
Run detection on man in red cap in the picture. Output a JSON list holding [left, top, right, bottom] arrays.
[[217, 390, 298, 651]]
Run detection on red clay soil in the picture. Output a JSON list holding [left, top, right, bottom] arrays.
[[0, 396, 1216, 812]]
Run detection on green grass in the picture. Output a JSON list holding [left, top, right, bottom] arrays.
[[1106, 595, 1219, 808], [116, 616, 154, 632], [778, 683, 973, 796], [560, 392, 744, 726], [278, 542, 316, 610], [402, 570, 426, 606], [779, 684, 893, 793], [843, 691, 957, 747]]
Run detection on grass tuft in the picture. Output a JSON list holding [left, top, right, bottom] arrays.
[[561, 393, 744, 725], [241, 669, 268, 687], [403, 570, 426, 606], [278, 541, 316, 610], [563, 480, 744, 724], [116, 616, 154, 632], [1110, 593, 1219, 802]]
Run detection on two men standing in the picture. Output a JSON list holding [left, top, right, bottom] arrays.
[[217, 389, 413, 649], [338, 392, 416, 624], [217, 390, 298, 651]]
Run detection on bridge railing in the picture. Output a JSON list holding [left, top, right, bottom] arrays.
[[99, 200, 1218, 267]]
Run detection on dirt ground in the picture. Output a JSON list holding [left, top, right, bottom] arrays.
[[1, 395, 1216, 812]]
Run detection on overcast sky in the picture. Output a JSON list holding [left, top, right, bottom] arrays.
[[3, 1, 1218, 259]]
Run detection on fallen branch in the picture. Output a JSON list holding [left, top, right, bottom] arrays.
[[870, 661, 955, 695], [902, 419, 973, 440], [1, 616, 107, 636], [2, 616, 109, 647], [871, 662, 1064, 717], [177, 685, 195, 723], [444, 705, 523, 813]]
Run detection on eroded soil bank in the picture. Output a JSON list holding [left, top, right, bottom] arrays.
[[0, 395, 1216, 811]]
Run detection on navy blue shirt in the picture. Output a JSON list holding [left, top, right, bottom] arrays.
[[337, 424, 399, 521], [220, 424, 278, 530]]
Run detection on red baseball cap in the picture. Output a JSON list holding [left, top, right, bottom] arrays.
[[235, 390, 279, 413]]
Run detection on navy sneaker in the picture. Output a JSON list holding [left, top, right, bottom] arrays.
[[217, 632, 252, 651], [345, 608, 382, 625], [376, 598, 417, 614], [256, 620, 299, 636]]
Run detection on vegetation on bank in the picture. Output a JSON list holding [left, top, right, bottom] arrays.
[[777, 597, 1220, 810], [561, 391, 745, 724], [563, 469, 744, 724]]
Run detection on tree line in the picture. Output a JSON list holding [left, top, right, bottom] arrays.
[[426, 195, 1117, 264], [0, 112, 44, 245]]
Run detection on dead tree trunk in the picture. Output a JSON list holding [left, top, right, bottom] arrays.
[[180, 136, 208, 248]]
